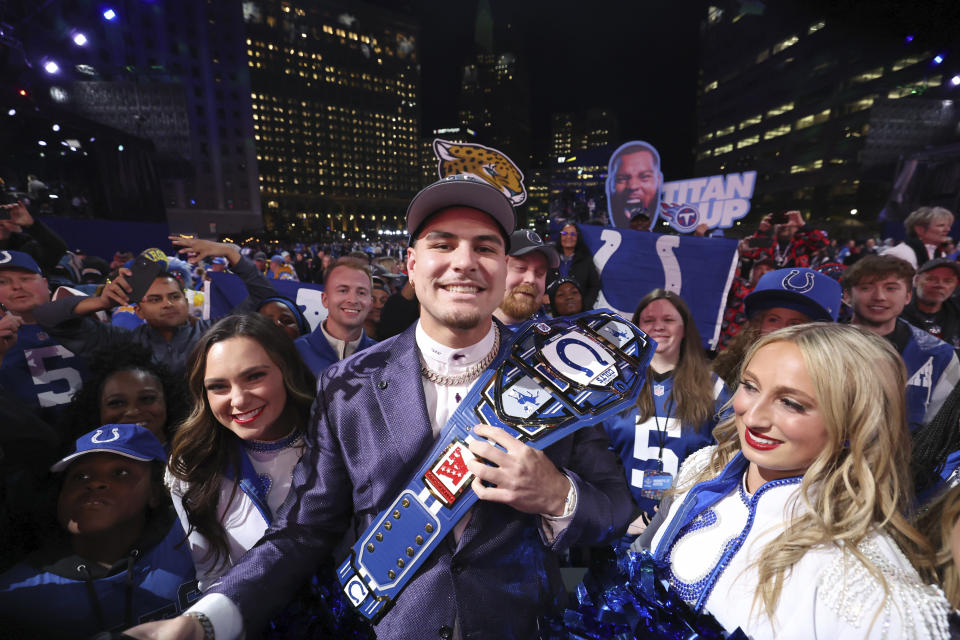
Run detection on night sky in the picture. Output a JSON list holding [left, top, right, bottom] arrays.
[[373, 0, 960, 181], [374, 0, 704, 177]]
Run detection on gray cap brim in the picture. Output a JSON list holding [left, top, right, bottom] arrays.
[[511, 244, 560, 269], [407, 179, 516, 244]]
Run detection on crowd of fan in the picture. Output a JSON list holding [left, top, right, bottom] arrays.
[[2, 189, 960, 638]]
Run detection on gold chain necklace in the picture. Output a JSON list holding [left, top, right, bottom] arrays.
[[419, 325, 500, 386]]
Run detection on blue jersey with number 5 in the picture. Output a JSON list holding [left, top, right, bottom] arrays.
[[602, 370, 731, 517], [0, 324, 88, 424]]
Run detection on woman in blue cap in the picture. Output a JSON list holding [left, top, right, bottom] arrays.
[[0, 424, 196, 636]]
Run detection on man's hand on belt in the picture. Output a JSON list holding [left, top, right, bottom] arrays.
[[466, 424, 570, 517]]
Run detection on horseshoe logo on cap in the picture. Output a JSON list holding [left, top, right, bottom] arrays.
[[0, 251, 11, 264], [781, 269, 815, 294], [91, 428, 121, 443], [526, 231, 541, 244]]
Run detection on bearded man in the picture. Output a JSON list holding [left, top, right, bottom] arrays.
[[493, 230, 559, 330]]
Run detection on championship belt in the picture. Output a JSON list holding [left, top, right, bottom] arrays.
[[336, 310, 655, 623]]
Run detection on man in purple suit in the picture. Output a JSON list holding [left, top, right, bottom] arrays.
[[128, 176, 634, 640]]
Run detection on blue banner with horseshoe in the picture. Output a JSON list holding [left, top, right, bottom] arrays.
[[578, 225, 739, 349]]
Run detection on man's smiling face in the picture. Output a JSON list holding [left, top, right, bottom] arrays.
[[322, 265, 373, 339], [407, 207, 507, 346], [498, 252, 547, 322]]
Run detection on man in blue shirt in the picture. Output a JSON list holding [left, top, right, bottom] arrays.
[[295, 256, 377, 375], [843, 254, 960, 430], [0, 250, 87, 425], [34, 238, 276, 376]]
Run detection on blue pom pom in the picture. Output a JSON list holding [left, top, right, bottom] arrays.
[[547, 546, 742, 639]]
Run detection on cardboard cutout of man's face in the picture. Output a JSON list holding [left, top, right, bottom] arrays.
[[606, 142, 664, 230]]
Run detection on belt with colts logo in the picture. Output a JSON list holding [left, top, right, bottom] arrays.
[[336, 310, 656, 623]]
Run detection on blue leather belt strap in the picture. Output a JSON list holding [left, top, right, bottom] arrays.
[[336, 310, 655, 623]]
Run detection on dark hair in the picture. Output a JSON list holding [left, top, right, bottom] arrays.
[[168, 313, 316, 567], [151, 271, 187, 293], [632, 289, 717, 428], [554, 222, 589, 258], [257, 295, 310, 336], [841, 254, 915, 290], [612, 142, 661, 172], [911, 382, 960, 495], [62, 341, 188, 444], [548, 277, 584, 315]]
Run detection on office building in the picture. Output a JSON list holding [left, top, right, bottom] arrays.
[[458, 0, 531, 174], [693, 2, 960, 226], [244, 0, 421, 238], [2, 0, 261, 234]]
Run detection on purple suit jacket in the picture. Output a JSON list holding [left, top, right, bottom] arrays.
[[210, 321, 634, 639]]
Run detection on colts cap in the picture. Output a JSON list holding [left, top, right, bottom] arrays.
[[406, 175, 516, 246], [51, 424, 167, 472], [745, 267, 842, 322], [0, 250, 41, 275]]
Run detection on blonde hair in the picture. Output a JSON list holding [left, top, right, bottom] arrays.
[[916, 485, 960, 608], [905, 206, 955, 237], [686, 323, 933, 619]]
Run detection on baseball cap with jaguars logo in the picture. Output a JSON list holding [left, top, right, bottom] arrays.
[[507, 230, 560, 269], [406, 175, 516, 247]]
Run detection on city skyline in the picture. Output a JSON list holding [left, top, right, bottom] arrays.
[[2, 0, 959, 239]]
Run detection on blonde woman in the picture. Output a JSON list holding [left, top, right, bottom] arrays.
[[635, 323, 951, 639], [916, 485, 960, 609]]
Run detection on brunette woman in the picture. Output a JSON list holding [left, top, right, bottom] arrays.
[[166, 313, 315, 590], [603, 289, 731, 533], [547, 223, 601, 309]]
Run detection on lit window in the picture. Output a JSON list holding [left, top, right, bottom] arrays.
[[763, 124, 792, 140], [715, 125, 735, 137], [739, 114, 762, 129], [714, 143, 733, 155], [888, 76, 941, 98], [844, 96, 875, 113], [789, 159, 824, 173], [704, 80, 718, 93], [891, 55, 924, 72], [807, 21, 825, 35], [772, 35, 798, 55], [851, 67, 884, 83], [795, 109, 830, 130], [756, 49, 769, 64]]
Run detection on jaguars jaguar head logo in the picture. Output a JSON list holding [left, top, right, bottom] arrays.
[[433, 139, 526, 206]]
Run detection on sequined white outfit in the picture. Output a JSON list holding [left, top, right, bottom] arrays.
[[167, 432, 305, 591], [649, 446, 951, 640]]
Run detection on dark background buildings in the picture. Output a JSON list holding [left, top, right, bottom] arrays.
[[1, 0, 959, 240]]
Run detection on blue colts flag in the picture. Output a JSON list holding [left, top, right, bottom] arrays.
[[578, 224, 739, 349], [205, 272, 327, 330]]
